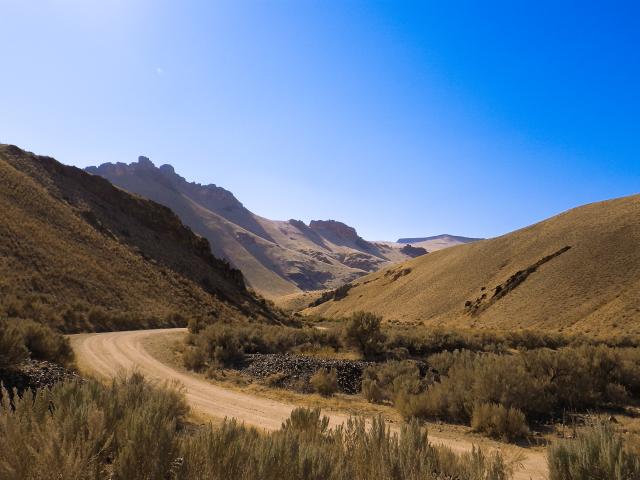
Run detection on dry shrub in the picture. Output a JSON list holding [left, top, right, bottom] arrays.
[[343, 311, 386, 360], [182, 346, 206, 371], [392, 345, 640, 442], [0, 373, 187, 480], [471, 403, 529, 442], [547, 421, 640, 480], [362, 360, 429, 404], [310, 368, 338, 396], [0, 376, 513, 480], [0, 318, 72, 368], [0, 321, 28, 369]]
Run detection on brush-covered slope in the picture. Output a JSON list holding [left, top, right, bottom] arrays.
[[0, 145, 275, 331], [86, 157, 421, 297], [306, 194, 640, 335]]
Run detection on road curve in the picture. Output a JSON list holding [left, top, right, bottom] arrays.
[[69, 328, 548, 479]]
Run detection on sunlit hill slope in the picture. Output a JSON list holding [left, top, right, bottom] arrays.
[[306, 194, 640, 335]]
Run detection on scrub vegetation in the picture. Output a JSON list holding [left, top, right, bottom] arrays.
[[185, 311, 640, 444], [0, 374, 514, 480]]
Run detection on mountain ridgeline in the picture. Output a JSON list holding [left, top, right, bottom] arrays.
[[0, 144, 277, 332], [86, 157, 431, 297]]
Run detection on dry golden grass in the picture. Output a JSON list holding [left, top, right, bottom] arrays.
[[0, 144, 275, 331], [306, 194, 640, 335]]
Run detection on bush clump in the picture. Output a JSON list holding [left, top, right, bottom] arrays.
[[310, 368, 338, 397], [0, 318, 72, 368], [361, 360, 430, 404], [547, 421, 640, 480], [471, 403, 529, 442], [392, 346, 640, 440], [343, 311, 386, 360]]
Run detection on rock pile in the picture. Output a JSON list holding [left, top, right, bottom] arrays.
[[0, 360, 81, 396], [242, 354, 373, 394]]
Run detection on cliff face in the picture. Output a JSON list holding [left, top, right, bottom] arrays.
[[86, 157, 420, 297]]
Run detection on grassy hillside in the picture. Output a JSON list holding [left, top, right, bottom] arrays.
[[0, 144, 275, 332], [306, 194, 640, 335], [86, 158, 420, 297]]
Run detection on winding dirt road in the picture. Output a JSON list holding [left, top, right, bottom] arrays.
[[69, 328, 548, 479]]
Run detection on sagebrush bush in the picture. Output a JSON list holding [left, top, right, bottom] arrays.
[[0, 321, 28, 368], [343, 311, 386, 360], [310, 368, 338, 396], [183, 346, 206, 371], [0, 318, 72, 368], [179, 409, 514, 480], [471, 403, 529, 442], [0, 373, 187, 480], [362, 360, 430, 404], [393, 346, 640, 438], [547, 421, 640, 480], [0, 376, 513, 480]]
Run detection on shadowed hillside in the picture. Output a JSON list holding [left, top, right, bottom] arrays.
[[86, 157, 423, 297], [0, 145, 276, 331], [305, 194, 640, 335]]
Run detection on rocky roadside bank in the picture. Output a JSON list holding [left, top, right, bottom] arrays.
[[0, 359, 81, 396]]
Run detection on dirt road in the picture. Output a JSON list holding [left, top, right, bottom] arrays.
[[69, 328, 548, 479]]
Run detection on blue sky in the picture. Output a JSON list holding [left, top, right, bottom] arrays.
[[1, 1, 638, 240]]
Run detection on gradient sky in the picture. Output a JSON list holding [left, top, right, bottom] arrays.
[[1, 1, 638, 240]]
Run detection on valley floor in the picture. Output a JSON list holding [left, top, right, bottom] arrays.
[[69, 328, 549, 480]]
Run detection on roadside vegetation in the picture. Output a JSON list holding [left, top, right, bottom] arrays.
[[0, 374, 514, 480], [0, 318, 72, 369], [547, 421, 640, 480], [1, 293, 189, 333], [184, 311, 640, 443]]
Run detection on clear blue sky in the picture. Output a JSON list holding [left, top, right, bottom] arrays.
[[1, 1, 638, 240]]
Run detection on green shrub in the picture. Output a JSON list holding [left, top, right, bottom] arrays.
[[547, 422, 640, 480], [343, 311, 386, 360], [471, 403, 529, 442], [310, 368, 338, 396]]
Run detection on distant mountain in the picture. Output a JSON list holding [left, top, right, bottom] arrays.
[[397, 234, 483, 244], [306, 194, 640, 335], [395, 234, 483, 252], [86, 157, 423, 297], [0, 144, 277, 331]]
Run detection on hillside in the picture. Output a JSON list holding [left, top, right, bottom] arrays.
[[86, 157, 427, 297], [305, 194, 640, 335], [0, 145, 275, 332]]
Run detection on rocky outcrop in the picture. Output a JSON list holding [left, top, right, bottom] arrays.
[[400, 244, 428, 258], [241, 353, 372, 394], [0, 360, 81, 397]]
